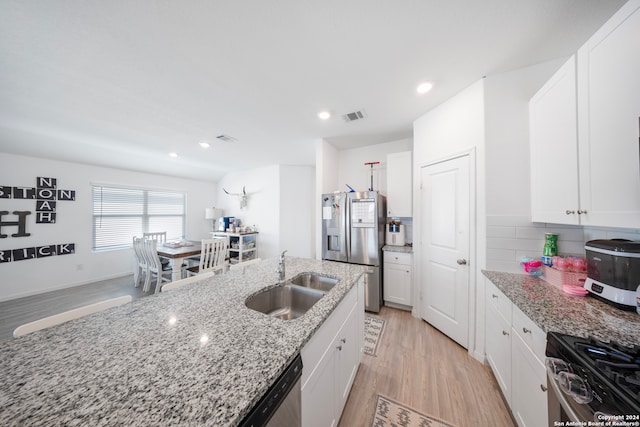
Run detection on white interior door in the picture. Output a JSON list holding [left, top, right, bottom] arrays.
[[420, 155, 470, 349]]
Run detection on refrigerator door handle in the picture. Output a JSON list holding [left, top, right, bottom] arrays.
[[345, 195, 351, 261]]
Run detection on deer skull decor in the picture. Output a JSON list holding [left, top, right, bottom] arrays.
[[223, 186, 248, 210]]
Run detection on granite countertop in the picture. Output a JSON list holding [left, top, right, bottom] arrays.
[[382, 245, 413, 253], [483, 270, 640, 348], [0, 257, 365, 426]]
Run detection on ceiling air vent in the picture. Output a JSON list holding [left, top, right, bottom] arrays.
[[216, 134, 238, 143], [342, 109, 367, 123]]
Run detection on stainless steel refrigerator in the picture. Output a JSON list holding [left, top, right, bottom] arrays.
[[321, 191, 386, 312]]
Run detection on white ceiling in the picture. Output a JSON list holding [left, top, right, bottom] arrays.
[[0, 0, 626, 182]]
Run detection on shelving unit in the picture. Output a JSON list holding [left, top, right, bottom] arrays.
[[212, 232, 258, 264]]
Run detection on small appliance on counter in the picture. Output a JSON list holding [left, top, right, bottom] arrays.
[[584, 239, 640, 310], [385, 222, 406, 246]]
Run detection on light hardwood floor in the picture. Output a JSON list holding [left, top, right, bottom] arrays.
[[339, 307, 516, 427]]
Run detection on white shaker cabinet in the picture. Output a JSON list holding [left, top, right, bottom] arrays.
[[484, 279, 548, 427], [383, 251, 412, 308], [576, 0, 640, 229], [386, 151, 412, 217], [529, 55, 580, 225], [529, 0, 640, 228], [484, 280, 512, 405], [301, 277, 364, 427]]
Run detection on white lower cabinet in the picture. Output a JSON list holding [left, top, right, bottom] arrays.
[[301, 278, 364, 427], [511, 331, 548, 427], [383, 251, 412, 308], [485, 279, 547, 427]]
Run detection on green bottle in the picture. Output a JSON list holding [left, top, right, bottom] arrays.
[[542, 233, 558, 266]]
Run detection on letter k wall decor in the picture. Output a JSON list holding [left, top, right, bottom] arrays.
[[0, 176, 76, 264]]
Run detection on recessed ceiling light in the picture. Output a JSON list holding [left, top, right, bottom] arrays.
[[416, 82, 433, 95], [199, 141, 210, 148], [318, 111, 331, 120], [169, 152, 178, 158]]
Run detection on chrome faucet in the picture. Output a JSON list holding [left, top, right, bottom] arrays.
[[276, 250, 287, 281]]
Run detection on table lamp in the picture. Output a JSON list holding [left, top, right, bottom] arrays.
[[205, 208, 223, 232]]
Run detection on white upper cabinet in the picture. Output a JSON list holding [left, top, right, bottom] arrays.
[[576, 0, 640, 228], [530, 0, 640, 228], [529, 56, 580, 224], [386, 151, 412, 217]]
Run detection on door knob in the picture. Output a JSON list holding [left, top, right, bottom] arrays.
[[456, 259, 467, 265]]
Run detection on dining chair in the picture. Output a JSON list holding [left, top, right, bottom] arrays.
[[161, 271, 215, 292], [13, 295, 133, 338], [142, 238, 173, 294], [228, 258, 262, 272], [185, 237, 228, 277], [132, 236, 149, 288], [143, 231, 170, 267]]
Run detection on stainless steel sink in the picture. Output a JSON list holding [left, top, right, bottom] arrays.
[[245, 284, 325, 320], [288, 273, 339, 293]]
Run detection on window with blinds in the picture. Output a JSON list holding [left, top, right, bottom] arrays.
[[92, 185, 186, 251]]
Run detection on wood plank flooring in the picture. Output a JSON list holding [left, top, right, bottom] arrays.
[[339, 307, 516, 427], [0, 274, 149, 341]]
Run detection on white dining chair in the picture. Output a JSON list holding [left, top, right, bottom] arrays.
[[143, 231, 170, 267], [132, 236, 149, 288], [185, 238, 228, 277], [161, 271, 215, 292], [228, 258, 262, 272], [143, 238, 172, 294], [13, 295, 133, 338]]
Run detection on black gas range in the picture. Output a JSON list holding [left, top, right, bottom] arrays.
[[546, 332, 640, 425]]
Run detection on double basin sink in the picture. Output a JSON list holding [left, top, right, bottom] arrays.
[[245, 273, 339, 320]]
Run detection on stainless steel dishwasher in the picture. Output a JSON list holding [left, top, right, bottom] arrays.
[[240, 354, 302, 427]]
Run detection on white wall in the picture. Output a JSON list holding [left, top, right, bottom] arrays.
[[217, 165, 280, 259], [217, 164, 315, 260], [0, 152, 216, 301], [280, 165, 315, 259], [337, 138, 412, 194], [413, 80, 486, 164], [484, 57, 566, 217]]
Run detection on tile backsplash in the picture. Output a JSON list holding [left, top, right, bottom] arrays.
[[486, 215, 640, 273]]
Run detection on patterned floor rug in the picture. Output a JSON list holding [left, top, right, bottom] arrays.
[[364, 316, 385, 356], [372, 394, 457, 427]]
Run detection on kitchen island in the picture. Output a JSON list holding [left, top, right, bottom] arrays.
[[0, 257, 365, 426]]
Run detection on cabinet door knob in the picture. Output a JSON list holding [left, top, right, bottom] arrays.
[[492, 294, 498, 299], [540, 384, 547, 392], [502, 330, 509, 336], [336, 345, 343, 351], [523, 327, 531, 334], [340, 338, 346, 344], [565, 210, 576, 215], [577, 209, 588, 214], [456, 259, 467, 265]]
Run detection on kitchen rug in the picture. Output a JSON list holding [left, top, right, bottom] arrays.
[[371, 394, 456, 427], [364, 316, 385, 356]]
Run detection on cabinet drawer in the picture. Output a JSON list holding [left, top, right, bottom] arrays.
[[485, 280, 512, 324], [384, 252, 411, 266], [512, 305, 546, 363]]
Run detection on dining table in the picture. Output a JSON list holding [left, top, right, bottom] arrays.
[[156, 241, 201, 281]]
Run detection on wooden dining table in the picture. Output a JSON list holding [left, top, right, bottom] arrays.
[[156, 241, 201, 281]]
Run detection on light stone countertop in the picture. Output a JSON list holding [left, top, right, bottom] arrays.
[[483, 270, 640, 348], [0, 257, 365, 427], [382, 245, 413, 253]]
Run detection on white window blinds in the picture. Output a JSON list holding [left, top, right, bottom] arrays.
[[92, 185, 185, 251]]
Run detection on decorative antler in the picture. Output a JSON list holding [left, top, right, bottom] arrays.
[[223, 186, 248, 210]]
